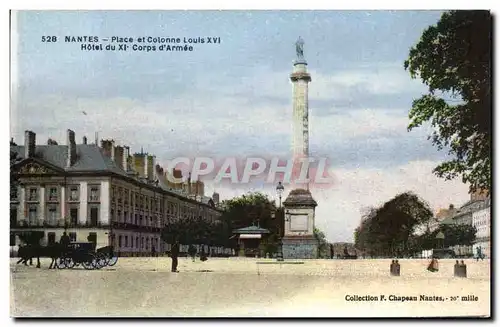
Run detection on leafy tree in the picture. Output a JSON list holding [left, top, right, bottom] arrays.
[[414, 224, 476, 252], [405, 10, 492, 194], [354, 192, 433, 257], [220, 192, 278, 233], [314, 227, 329, 258]]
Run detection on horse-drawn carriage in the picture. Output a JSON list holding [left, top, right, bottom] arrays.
[[56, 242, 118, 270]]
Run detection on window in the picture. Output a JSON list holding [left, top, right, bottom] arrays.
[[69, 187, 79, 201], [48, 207, 57, 225], [89, 187, 99, 201], [125, 236, 128, 247], [131, 237, 134, 248], [141, 237, 144, 249], [146, 238, 150, 250], [10, 185, 18, 201], [139, 215, 143, 225], [119, 235, 123, 248], [48, 232, 56, 245], [124, 211, 128, 223], [29, 188, 38, 201], [111, 209, 115, 222], [70, 208, 78, 226], [28, 207, 37, 224], [48, 187, 58, 201], [135, 214, 138, 225], [90, 208, 98, 226], [10, 208, 17, 227], [136, 237, 139, 249], [118, 210, 122, 223], [69, 232, 77, 242]]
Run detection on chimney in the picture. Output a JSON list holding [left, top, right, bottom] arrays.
[[147, 155, 156, 181], [66, 129, 77, 167], [143, 154, 148, 179], [24, 130, 36, 158], [114, 145, 124, 170], [123, 146, 129, 171], [83, 136, 87, 144], [111, 140, 115, 161]]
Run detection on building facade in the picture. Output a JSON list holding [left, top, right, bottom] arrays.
[[10, 129, 223, 256], [472, 200, 491, 258]]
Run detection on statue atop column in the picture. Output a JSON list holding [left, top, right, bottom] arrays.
[[295, 36, 305, 61]]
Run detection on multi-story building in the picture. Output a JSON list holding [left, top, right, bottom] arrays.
[[472, 198, 491, 258], [10, 129, 224, 256], [442, 193, 490, 257]]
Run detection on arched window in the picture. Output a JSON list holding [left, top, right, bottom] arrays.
[[136, 236, 139, 249], [119, 235, 122, 248], [146, 237, 150, 250]]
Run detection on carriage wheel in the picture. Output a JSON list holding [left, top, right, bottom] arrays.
[[82, 254, 96, 270], [64, 257, 76, 269], [56, 257, 68, 269], [93, 253, 107, 269], [107, 255, 118, 266]]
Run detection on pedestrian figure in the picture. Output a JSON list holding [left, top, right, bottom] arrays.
[[60, 232, 70, 247], [476, 247, 484, 261], [170, 240, 180, 272], [200, 245, 208, 262], [188, 244, 197, 262], [87, 234, 96, 252]]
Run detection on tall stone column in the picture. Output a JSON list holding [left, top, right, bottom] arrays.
[[290, 37, 312, 187]]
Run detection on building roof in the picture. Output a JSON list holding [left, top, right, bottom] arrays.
[[11, 144, 222, 211], [11, 145, 129, 176], [232, 226, 270, 234], [283, 188, 317, 207]]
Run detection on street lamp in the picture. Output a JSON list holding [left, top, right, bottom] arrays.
[[276, 182, 284, 208], [275, 182, 285, 261]]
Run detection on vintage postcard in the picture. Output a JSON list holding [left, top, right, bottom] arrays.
[[9, 9, 491, 318]]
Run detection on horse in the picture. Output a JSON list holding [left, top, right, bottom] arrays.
[[17, 243, 65, 269]]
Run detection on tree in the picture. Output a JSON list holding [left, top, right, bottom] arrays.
[[47, 138, 58, 145], [353, 192, 433, 257], [314, 227, 329, 258], [404, 10, 492, 194], [220, 192, 278, 233]]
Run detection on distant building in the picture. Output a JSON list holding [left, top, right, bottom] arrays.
[[10, 129, 223, 257], [442, 193, 490, 256], [472, 199, 491, 258]]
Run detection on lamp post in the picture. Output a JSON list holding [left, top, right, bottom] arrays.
[[276, 182, 284, 208], [276, 182, 285, 261]]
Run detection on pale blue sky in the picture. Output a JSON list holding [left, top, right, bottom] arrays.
[[12, 10, 471, 242]]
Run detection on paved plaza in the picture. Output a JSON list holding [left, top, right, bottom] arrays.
[[10, 257, 490, 317]]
